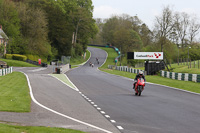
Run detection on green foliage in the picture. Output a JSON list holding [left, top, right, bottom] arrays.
[[0, 123, 86, 133], [0, 0, 22, 55], [5, 54, 13, 59], [12, 54, 27, 61], [26, 54, 47, 62], [75, 43, 83, 56], [5, 54, 27, 61]]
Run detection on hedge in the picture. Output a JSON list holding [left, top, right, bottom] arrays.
[[5, 54, 27, 61], [12, 54, 27, 61], [26, 54, 47, 62], [5, 54, 13, 59]]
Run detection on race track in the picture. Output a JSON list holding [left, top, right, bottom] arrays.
[[67, 47, 200, 133]]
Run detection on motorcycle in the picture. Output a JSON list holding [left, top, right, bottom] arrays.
[[134, 78, 145, 96]]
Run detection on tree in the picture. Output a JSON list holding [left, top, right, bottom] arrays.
[[188, 16, 200, 44], [16, 1, 52, 57], [154, 6, 175, 51], [0, 0, 22, 54], [174, 12, 190, 47]]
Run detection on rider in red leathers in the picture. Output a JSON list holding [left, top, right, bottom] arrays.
[[133, 71, 146, 95]]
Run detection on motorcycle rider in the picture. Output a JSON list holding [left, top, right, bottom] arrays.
[[133, 71, 146, 94]]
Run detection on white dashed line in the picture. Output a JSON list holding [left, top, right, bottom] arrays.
[[105, 115, 110, 118], [91, 102, 94, 104], [110, 120, 116, 123], [88, 100, 92, 102], [94, 105, 98, 107], [101, 111, 105, 114], [117, 126, 124, 130], [22, 72, 113, 133], [97, 108, 101, 110]]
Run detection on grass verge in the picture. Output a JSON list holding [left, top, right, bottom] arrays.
[[0, 72, 31, 112], [93, 46, 200, 93], [49, 74, 76, 90], [167, 62, 200, 74], [0, 123, 86, 133], [70, 50, 90, 68], [0, 58, 38, 67]]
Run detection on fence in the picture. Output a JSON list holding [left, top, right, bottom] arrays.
[[160, 70, 200, 83], [108, 65, 145, 75], [172, 58, 200, 69], [0, 67, 13, 76]]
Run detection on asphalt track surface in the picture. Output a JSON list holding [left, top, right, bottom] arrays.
[[67, 47, 200, 133], [1, 66, 120, 133]]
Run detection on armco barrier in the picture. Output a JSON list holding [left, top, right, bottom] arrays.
[[160, 70, 200, 83], [108, 65, 145, 75], [0, 67, 13, 76]]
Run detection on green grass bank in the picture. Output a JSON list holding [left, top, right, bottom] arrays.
[[0, 58, 38, 67], [0, 72, 31, 112], [0, 123, 86, 133]]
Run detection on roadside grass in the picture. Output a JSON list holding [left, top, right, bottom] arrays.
[[92, 46, 200, 93], [0, 123, 86, 133], [70, 50, 90, 68], [50, 74, 76, 90], [0, 72, 31, 112], [167, 62, 200, 74], [0, 58, 38, 67]]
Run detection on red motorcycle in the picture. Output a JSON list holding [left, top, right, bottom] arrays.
[[134, 78, 145, 96]]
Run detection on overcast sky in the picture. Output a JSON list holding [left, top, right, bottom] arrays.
[[92, 0, 200, 30]]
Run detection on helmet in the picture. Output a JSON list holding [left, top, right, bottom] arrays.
[[139, 71, 143, 75]]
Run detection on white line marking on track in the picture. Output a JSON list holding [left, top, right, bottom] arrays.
[[97, 108, 101, 110], [28, 68, 47, 72], [101, 111, 105, 114], [64, 74, 79, 91], [22, 72, 113, 133], [117, 126, 124, 130], [97, 66, 200, 96], [110, 120, 116, 123], [49, 74, 79, 91], [105, 115, 110, 118], [91, 102, 94, 104], [94, 105, 98, 107]]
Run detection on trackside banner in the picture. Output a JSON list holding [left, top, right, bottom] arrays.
[[134, 52, 163, 60]]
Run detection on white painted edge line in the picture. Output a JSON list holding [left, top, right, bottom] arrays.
[[146, 82, 200, 96], [101, 111, 105, 114], [97, 67, 200, 96], [28, 67, 47, 72], [105, 115, 110, 118], [110, 120, 116, 123], [69, 49, 92, 71], [100, 49, 108, 68], [49, 74, 79, 92], [21, 72, 113, 133], [117, 126, 124, 130], [64, 74, 79, 91]]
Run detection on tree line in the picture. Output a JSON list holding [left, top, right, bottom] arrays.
[[0, 0, 97, 61], [92, 6, 200, 63]]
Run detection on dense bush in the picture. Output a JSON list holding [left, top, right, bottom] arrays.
[[5, 54, 13, 59], [12, 54, 27, 61], [26, 54, 47, 62]]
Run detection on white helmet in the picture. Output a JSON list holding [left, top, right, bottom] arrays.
[[139, 71, 143, 75]]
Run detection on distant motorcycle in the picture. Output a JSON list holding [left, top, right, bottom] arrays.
[[134, 78, 145, 96]]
